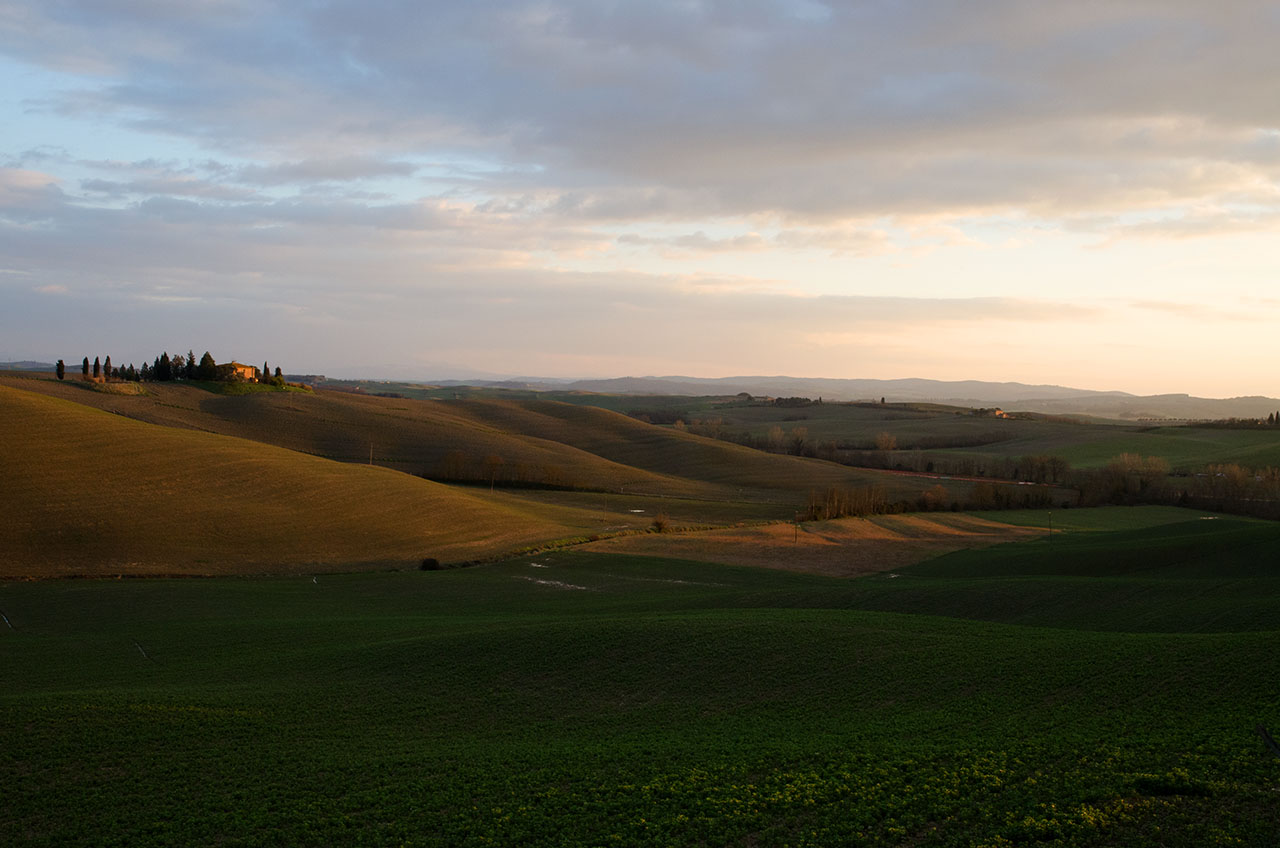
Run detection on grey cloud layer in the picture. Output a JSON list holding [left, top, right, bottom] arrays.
[[4, 1, 1279, 222]]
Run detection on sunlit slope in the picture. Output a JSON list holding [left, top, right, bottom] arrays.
[[0, 376, 958, 502], [0, 385, 598, 576], [0, 377, 701, 496]]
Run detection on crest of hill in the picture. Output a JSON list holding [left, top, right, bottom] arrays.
[[0, 362, 57, 372], [562, 375, 1124, 402], [447, 398, 924, 496], [0, 385, 605, 577], [0, 376, 692, 496], [557, 375, 1280, 419], [0, 375, 951, 503]]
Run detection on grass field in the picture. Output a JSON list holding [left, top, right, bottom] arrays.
[[3, 513, 1279, 846], [626, 397, 1280, 472], [1038, 426, 1280, 470], [927, 426, 1280, 472], [968, 504, 1241, 532]]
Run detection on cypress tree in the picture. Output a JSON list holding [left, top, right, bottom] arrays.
[[93, 356, 100, 379], [263, 361, 269, 382], [274, 366, 282, 379], [186, 350, 196, 380], [56, 359, 65, 380], [81, 356, 89, 377], [103, 355, 112, 380], [198, 351, 217, 381]]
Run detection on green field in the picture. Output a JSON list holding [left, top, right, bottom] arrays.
[[933, 426, 1280, 471], [4, 515, 1279, 846], [1041, 427, 1280, 470], [967, 505, 1241, 533], [604, 398, 1280, 472]]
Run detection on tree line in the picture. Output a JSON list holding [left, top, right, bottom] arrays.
[[657, 416, 1280, 519], [1197, 413, 1280, 429], [56, 352, 285, 386], [673, 417, 1060, 480]]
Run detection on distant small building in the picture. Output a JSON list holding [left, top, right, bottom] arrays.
[[220, 361, 259, 382]]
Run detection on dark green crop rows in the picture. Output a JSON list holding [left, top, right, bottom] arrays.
[[3, 514, 1279, 846]]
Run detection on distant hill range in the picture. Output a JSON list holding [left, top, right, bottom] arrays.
[[440, 375, 1280, 421], [0, 361, 56, 372], [11, 360, 1277, 420]]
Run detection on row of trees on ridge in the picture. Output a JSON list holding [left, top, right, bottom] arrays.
[[56, 352, 285, 385]]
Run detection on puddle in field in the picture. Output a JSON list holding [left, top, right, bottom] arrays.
[[598, 573, 726, 587], [516, 576, 594, 591]]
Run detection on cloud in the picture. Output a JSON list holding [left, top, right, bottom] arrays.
[[3, 2, 1280, 395], [0, 167, 63, 215], [616, 226, 894, 256], [1128, 299, 1259, 322], [80, 176, 258, 201], [4, 1, 1280, 227], [232, 157, 419, 186], [1108, 209, 1280, 240]]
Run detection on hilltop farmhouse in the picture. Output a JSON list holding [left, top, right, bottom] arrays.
[[221, 361, 259, 382]]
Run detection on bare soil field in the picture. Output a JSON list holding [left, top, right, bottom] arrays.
[[580, 513, 1042, 576]]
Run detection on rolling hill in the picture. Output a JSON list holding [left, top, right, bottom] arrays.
[[0, 384, 612, 576], [0, 374, 973, 504]]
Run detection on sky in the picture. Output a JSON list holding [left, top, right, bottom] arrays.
[[2, 1, 1279, 397]]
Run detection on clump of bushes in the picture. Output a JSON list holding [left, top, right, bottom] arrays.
[[420, 557, 441, 571]]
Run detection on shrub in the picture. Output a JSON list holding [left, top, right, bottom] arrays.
[[420, 557, 441, 571], [651, 514, 669, 533]]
